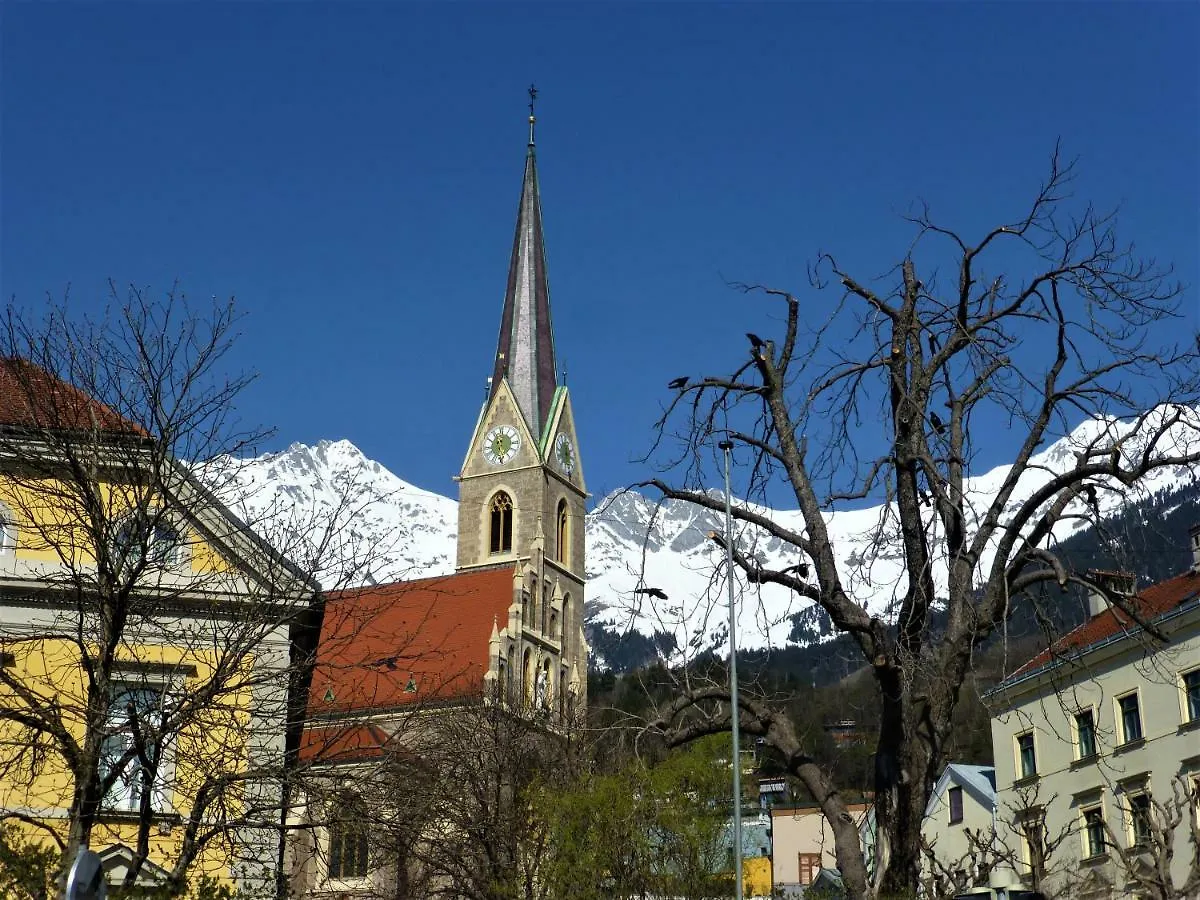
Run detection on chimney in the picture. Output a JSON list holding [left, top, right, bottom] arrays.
[[1086, 569, 1136, 619]]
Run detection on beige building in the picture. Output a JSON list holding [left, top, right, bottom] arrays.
[[770, 801, 871, 895], [921, 764, 997, 892], [988, 528, 1200, 898]]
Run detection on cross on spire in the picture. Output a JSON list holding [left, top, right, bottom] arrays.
[[527, 83, 538, 146]]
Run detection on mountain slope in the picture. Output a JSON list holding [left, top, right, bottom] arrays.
[[217, 406, 1200, 667]]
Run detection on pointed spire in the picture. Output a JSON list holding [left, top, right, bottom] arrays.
[[491, 90, 557, 437]]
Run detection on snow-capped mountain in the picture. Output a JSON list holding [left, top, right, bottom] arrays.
[[215, 407, 1200, 664]]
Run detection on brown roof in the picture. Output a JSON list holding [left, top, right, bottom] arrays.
[[308, 568, 515, 716], [0, 357, 144, 435], [1007, 568, 1200, 681]]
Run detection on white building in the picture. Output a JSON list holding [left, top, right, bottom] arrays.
[[921, 763, 998, 892], [987, 526, 1200, 898]]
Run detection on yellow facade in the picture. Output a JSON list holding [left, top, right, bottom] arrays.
[[0, 463, 299, 895], [743, 855, 772, 897]]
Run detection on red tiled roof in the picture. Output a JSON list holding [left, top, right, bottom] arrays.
[[299, 723, 392, 765], [1007, 568, 1200, 680], [0, 357, 145, 435], [308, 568, 515, 716]]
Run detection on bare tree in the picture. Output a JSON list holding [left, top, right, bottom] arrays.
[[1099, 774, 1200, 900], [640, 147, 1200, 898], [0, 285, 349, 898]]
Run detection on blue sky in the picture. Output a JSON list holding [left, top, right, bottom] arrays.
[[2, 2, 1197, 505]]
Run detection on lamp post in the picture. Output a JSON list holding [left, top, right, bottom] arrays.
[[718, 438, 743, 900]]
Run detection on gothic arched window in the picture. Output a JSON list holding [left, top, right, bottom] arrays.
[[556, 499, 569, 566], [328, 794, 370, 880], [489, 492, 513, 554]]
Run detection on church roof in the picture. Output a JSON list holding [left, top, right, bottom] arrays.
[[490, 132, 558, 438], [298, 722, 392, 765], [308, 568, 514, 716]]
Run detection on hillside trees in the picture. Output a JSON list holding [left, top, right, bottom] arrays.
[[0, 286, 371, 897], [640, 147, 1200, 898]]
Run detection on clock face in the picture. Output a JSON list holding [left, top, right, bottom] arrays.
[[483, 425, 521, 465], [554, 432, 575, 475]]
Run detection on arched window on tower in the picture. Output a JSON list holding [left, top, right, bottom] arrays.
[[489, 492, 513, 554], [556, 499, 569, 566]]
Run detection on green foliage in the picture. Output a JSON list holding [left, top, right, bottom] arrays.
[[0, 824, 56, 900], [537, 735, 734, 900]]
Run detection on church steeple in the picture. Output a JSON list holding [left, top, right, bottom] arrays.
[[490, 89, 557, 439]]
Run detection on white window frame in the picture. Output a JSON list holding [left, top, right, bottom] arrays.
[[1073, 706, 1098, 761], [1114, 689, 1143, 746], [1179, 666, 1200, 726], [324, 794, 371, 885], [1017, 811, 1045, 876], [112, 511, 190, 575], [948, 785, 964, 825], [1080, 801, 1107, 860], [1015, 730, 1038, 780], [0, 500, 17, 559], [99, 676, 177, 815]]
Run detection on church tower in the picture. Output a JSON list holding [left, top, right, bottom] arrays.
[[455, 95, 587, 711]]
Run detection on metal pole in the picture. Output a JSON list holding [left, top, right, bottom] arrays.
[[719, 439, 743, 900]]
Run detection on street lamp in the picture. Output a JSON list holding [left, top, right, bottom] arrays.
[[718, 438, 743, 900]]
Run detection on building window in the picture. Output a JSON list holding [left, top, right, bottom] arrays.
[[1017, 732, 1037, 779], [556, 499, 569, 566], [0, 500, 16, 556], [1075, 709, 1097, 759], [1127, 792, 1152, 846], [1082, 806, 1106, 858], [112, 513, 185, 573], [488, 492, 513, 554], [1018, 812, 1046, 879], [328, 797, 370, 880], [1183, 669, 1200, 724], [948, 785, 964, 824], [798, 853, 821, 886], [100, 682, 166, 812], [1117, 692, 1142, 744]]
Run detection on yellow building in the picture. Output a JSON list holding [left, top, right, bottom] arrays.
[[0, 357, 315, 895]]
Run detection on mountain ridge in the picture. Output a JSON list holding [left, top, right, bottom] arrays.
[[214, 407, 1200, 669]]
